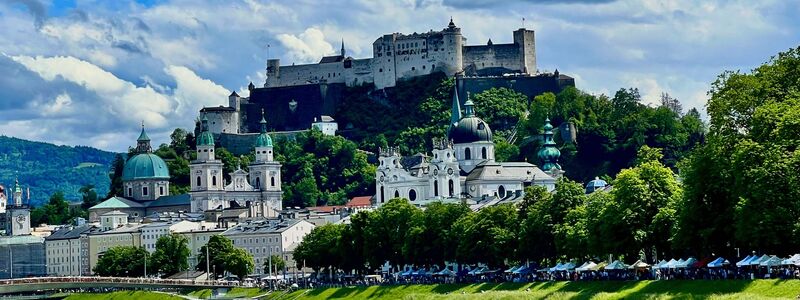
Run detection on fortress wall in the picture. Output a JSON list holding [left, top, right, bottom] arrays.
[[463, 44, 523, 75], [271, 63, 346, 87], [204, 110, 239, 134], [344, 58, 375, 86]]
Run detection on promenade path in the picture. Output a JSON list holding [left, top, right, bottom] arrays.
[[0, 276, 240, 295]]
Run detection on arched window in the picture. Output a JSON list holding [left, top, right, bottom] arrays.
[[482, 147, 487, 159], [409, 189, 417, 201], [498, 185, 506, 198], [394, 190, 400, 198], [434, 180, 439, 196], [196, 176, 201, 187], [464, 148, 471, 160], [255, 177, 261, 189], [212, 176, 217, 186], [380, 186, 385, 203], [448, 179, 454, 197], [142, 186, 148, 196], [127, 187, 132, 197], [160, 186, 165, 196], [271, 177, 276, 187]]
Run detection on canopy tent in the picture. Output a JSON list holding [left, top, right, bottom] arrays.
[[468, 267, 488, 275], [576, 261, 597, 272], [749, 255, 771, 266], [549, 263, 564, 272], [604, 260, 628, 270], [653, 260, 668, 269], [629, 260, 651, 269], [735, 255, 754, 267], [557, 262, 576, 271], [436, 268, 456, 277], [513, 266, 533, 275], [676, 257, 697, 268], [707, 257, 730, 268], [591, 262, 608, 271], [662, 259, 680, 269], [783, 254, 800, 266], [504, 266, 520, 273], [759, 255, 783, 268]]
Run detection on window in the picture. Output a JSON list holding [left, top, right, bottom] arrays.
[[142, 186, 148, 196], [409, 189, 417, 201], [255, 177, 261, 189], [160, 186, 165, 196], [127, 187, 132, 197], [411, 67, 415, 71], [465, 148, 471, 160], [482, 147, 487, 159], [394, 190, 400, 198], [196, 176, 201, 187], [271, 177, 276, 187], [212, 176, 217, 186], [448, 179, 454, 197], [498, 185, 506, 198], [380, 186, 385, 203], [434, 180, 439, 196]]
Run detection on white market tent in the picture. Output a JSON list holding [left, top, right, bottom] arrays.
[[629, 260, 651, 269], [576, 261, 597, 272]]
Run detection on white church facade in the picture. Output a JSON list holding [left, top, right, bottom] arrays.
[[375, 87, 561, 208]]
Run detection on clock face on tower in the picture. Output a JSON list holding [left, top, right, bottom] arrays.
[[16, 214, 26, 224]]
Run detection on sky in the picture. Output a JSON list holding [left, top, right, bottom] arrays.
[[0, 0, 797, 152]]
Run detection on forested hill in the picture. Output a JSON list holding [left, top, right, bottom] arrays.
[[0, 136, 116, 206]]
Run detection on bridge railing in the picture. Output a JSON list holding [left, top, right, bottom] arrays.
[[0, 276, 241, 287]]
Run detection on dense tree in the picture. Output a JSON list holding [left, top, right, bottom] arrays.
[[79, 184, 99, 210], [470, 87, 528, 138], [107, 153, 126, 198], [31, 191, 78, 226], [293, 223, 346, 271], [362, 199, 420, 269], [223, 248, 254, 280], [454, 204, 518, 268], [263, 254, 286, 276], [150, 233, 191, 277], [402, 202, 470, 266], [93, 246, 148, 277], [197, 235, 235, 279]]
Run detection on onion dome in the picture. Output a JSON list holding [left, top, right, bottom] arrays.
[[122, 153, 170, 181], [537, 118, 561, 171], [254, 109, 273, 148], [196, 115, 215, 147], [448, 93, 493, 144], [124, 124, 170, 181], [585, 177, 608, 193]]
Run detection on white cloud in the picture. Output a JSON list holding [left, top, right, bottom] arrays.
[[277, 28, 335, 63], [165, 65, 230, 115]]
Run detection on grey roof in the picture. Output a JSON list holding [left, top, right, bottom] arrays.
[[401, 153, 428, 171], [449, 116, 492, 143], [89, 196, 145, 210], [201, 106, 236, 112], [222, 219, 305, 236], [45, 225, 94, 241], [465, 161, 553, 182], [147, 194, 191, 208], [319, 55, 344, 64]]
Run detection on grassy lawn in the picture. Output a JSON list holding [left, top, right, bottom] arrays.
[[186, 287, 264, 299], [63, 290, 185, 300], [266, 280, 800, 300]]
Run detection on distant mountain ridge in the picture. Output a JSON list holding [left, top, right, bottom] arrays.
[[0, 136, 117, 206]]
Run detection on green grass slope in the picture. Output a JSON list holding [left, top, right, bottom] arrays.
[[268, 280, 800, 300], [62, 290, 185, 300]]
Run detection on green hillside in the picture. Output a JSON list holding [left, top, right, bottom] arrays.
[[0, 136, 117, 206]]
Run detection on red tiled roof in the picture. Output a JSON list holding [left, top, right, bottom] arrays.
[[347, 196, 372, 207], [306, 205, 344, 213]]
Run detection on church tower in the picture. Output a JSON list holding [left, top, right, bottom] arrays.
[[248, 110, 282, 217], [189, 115, 226, 212], [429, 138, 461, 199], [538, 118, 563, 177], [5, 178, 31, 236]]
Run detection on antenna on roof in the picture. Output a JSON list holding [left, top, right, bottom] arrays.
[[522, 17, 525, 29]]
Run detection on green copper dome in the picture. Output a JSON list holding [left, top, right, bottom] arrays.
[[197, 115, 215, 147], [538, 118, 561, 171], [254, 110, 273, 148], [122, 153, 170, 181]]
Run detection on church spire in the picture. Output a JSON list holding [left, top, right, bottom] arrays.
[[136, 122, 152, 153], [463, 92, 475, 117], [450, 84, 462, 128], [340, 39, 346, 57]]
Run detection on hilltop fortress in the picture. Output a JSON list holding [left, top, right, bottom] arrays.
[[265, 18, 536, 89]]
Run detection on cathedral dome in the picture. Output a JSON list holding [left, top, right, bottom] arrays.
[[450, 116, 493, 143], [122, 153, 170, 181], [448, 98, 492, 144], [254, 110, 273, 148]]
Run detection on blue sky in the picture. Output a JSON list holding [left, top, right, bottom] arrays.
[[0, 0, 797, 152]]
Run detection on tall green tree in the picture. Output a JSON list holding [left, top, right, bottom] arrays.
[[197, 235, 235, 279], [470, 87, 528, 138], [454, 204, 518, 268], [402, 202, 470, 266], [263, 254, 286, 275], [93, 246, 149, 277], [223, 248, 254, 280], [107, 153, 126, 198], [79, 184, 99, 210], [150, 233, 191, 277], [293, 223, 346, 271]]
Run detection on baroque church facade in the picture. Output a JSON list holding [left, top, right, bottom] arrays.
[[189, 112, 282, 217], [89, 115, 283, 221], [375, 87, 561, 208]]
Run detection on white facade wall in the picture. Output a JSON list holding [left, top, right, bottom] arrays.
[[205, 111, 239, 134], [46, 238, 82, 276], [226, 220, 315, 275], [141, 221, 200, 253]]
